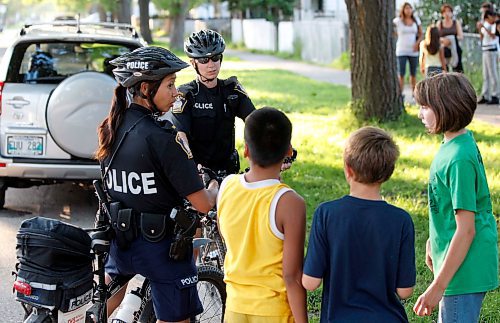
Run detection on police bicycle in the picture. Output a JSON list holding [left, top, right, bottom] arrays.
[[13, 180, 226, 323]]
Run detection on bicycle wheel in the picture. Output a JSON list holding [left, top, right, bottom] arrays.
[[140, 266, 225, 323], [191, 265, 226, 323]]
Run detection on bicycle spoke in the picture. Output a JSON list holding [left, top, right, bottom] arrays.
[[196, 281, 223, 322]]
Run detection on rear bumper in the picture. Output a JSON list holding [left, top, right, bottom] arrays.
[[0, 158, 100, 180]]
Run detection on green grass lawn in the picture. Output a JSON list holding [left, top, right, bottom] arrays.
[[175, 68, 500, 322]]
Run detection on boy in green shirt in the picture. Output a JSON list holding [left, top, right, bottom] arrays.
[[413, 72, 498, 322]]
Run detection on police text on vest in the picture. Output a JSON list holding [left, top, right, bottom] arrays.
[[105, 169, 157, 194]]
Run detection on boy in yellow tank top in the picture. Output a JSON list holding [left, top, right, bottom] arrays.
[[217, 107, 307, 323]]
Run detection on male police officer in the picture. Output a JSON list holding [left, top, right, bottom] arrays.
[[167, 30, 255, 174]]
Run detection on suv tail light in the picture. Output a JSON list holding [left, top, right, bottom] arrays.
[[0, 81, 4, 115]]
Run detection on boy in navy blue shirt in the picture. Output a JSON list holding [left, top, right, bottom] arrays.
[[302, 126, 416, 322]]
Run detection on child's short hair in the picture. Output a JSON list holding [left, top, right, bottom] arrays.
[[343, 127, 399, 184], [414, 72, 476, 133], [244, 107, 292, 167]]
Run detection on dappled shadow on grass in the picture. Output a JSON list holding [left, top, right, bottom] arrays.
[[281, 159, 430, 223]]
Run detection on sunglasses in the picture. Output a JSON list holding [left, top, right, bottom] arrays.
[[196, 54, 223, 64]]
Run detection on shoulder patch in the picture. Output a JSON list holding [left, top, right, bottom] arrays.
[[172, 96, 187, 114], [175, 133, 193, 159], [234, 82, 248, 97]]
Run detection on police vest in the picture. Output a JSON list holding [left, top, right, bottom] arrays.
[[102, 104, 204, 215], [171, 77, 255, 171]]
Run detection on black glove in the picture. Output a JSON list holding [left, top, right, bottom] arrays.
[[200, 167, 217, 188]]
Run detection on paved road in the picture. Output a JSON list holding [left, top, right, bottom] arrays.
[[225, 49, 499, 126]]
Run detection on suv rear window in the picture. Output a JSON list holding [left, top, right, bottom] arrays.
[[7, 42, 135, 84]]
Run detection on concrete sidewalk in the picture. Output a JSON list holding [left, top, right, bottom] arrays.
[[225, 49, 499, 126]]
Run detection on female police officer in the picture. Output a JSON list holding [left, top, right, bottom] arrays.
[[95, 46, 218, 322], [167, 29, 255, 174]]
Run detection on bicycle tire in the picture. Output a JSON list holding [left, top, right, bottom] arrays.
[[191, 265, 226, 323], [139, 266, 225, 323]]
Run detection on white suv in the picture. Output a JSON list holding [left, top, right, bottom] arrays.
[[0, 22, 144, 207]]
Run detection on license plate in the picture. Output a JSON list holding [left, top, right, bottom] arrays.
[[6, 135, 44, 156]]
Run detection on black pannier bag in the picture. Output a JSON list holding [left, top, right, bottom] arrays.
[[14, 217, 94, 312]]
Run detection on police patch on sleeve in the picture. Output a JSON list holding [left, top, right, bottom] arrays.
[[175, 133, 193, 159], [234, 82, 249, 97], [172, 96, 187, 114]]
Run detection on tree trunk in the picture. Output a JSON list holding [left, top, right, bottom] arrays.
[[139, 0, 153, 43], [212, 0, 220, 18], [89, 3, 106, 22], [170, 0, 189, 50], [345, 0, 403, 122], [117, 0, 132, 24]]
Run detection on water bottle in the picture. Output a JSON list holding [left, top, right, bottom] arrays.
[[111, 287, 142, 322]]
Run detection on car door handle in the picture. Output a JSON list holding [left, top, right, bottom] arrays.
[[6, 97, 30, 109]]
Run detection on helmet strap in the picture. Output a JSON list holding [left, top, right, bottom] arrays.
[[146, 81, 163, 114], [194, 61, 216, 83]]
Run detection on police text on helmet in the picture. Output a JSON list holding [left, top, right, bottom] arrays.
[[126, 61, 150, 70]]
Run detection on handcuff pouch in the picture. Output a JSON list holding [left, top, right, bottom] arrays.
[[140, 212, 169, 243], [110, 202, 137, 250]]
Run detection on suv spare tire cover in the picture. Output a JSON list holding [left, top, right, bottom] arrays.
[[47, 72, 117, 159]]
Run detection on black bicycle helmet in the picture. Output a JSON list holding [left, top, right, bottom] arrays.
[[110, 46, 189, 88], [184, 29, 226, 58]]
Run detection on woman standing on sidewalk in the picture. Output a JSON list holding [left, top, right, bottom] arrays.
[[393, 2, 423, 94], [437, 3, 464, 73]]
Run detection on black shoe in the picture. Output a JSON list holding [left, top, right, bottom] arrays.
[[477, 97, 488, 104], [487, 97, 499, 105]]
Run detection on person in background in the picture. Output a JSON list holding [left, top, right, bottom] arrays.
[[420, 25, 447, 77], [476, 10, 499, 105], [437, 3, 464, 72], [393, 2, 423, 94]]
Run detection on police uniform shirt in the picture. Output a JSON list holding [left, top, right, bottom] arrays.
[[167, 77, 255, 170], [103, 104, 203, 214]]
